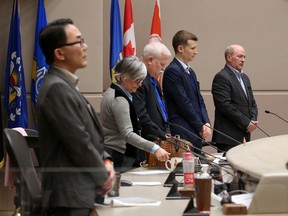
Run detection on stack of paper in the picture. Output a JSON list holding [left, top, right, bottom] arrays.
[[101, 197, 161, 207]]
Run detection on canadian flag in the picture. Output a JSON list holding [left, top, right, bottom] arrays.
[[149, 0, 162, 42], [123, 0, 136, 56]]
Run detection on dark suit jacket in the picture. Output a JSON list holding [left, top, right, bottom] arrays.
[[37, 67, 109, 209], [162, 58, 210, 150], [132, 74, 169, 141], [212, 64, 258, 146]]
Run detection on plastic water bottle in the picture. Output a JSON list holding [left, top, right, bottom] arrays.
[[183, 152, 195, 189]]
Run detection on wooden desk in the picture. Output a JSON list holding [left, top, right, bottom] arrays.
[[95, 168, 288, 216]]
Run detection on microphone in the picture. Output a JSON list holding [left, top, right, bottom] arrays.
[[203, 124, 242, 145], [240, 115, 270, 137], [157, 135, 236, 181], [153, 135, 244, 206], [249, 121, 270, 137], [162, 123, 251, 182], [167, 122, 227, 154], [148, 132, 220, 161], [265, 110, 288, 124]]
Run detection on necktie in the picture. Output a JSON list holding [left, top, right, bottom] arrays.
[[187, 67, 198, 87]]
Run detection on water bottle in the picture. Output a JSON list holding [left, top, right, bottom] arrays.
[[183, 152, 195, 189]]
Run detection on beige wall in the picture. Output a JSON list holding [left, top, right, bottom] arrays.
[[1, 0, 288, 210]]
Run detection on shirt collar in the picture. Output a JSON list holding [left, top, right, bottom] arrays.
[[176, 58, 191, 73], [148, 73, 157, 83], [114, 83, 133, 102], [227, 64, 243, 75], [53, 65, 79, 89]]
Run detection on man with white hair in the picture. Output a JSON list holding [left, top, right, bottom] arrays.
[[133, 42, 171, 142]]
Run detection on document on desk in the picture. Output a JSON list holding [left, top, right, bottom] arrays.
[[100, 197, 161, 207], [213, 156, 226, 164], [231, 193, 254, 208], [132, 181, 162, 186], [126, 170, 170, 175]]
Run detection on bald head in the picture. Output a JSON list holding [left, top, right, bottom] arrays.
[[225, 45, 245, 59]]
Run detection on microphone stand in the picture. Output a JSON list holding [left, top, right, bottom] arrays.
[[163, 138, 238, 213], [162, 138, 238, 181], [167, 122, 227, 153], [240, 114, 270, 137], [249, 121, 270, 137], [204, 124, 242, 145]]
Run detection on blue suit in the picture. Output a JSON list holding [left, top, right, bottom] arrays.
[[163, 58, 210, 153]]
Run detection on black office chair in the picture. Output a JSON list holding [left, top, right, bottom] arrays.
[[4, 128, 42, 216], [23, 128, 40, 165]]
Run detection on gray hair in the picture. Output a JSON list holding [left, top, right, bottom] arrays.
[[114, 56, 147, 83], [142, 42, 171, 60], [224, 45, 235, 59]]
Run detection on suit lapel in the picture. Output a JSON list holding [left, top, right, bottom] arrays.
[[147, 75, 166, 121], [225, 66, 248, 101], [77, 91, 102, 130], [48, 68, 103, 133], [174, 59, 198, 93]]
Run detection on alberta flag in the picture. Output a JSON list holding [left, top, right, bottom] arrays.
[[4, 0, 28, 129], [110, 0, 123, 82], [31, 0, 48, 110]]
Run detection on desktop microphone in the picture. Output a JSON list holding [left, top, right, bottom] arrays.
[[241, 114, 270, 137], [162, 123, 252, 182], [154, 135, 236, 181], [155, 131, 220, 161], [154, 135, 250, 206], [249, 121, 270, 137], [161, 135, 241, 205], [203, 124, 242, 145], [167, 122, 227, 153], [265, 110, 288, 124]]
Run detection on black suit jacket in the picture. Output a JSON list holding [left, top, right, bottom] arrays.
[[162, 58, 210, 150], [37, 67, 109, 208], [133, 74, 168, 141], [212, 64, 258, 146]]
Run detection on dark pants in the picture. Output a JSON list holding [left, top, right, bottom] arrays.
[[105, 148, 135, 173]]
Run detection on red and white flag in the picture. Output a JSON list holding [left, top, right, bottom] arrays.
[[149, 0, 162, 42], [123, 0, 136, 56]]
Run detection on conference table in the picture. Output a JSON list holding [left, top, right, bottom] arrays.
[[95, 167, 288, 216]]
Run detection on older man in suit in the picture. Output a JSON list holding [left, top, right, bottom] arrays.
[[163, 30, 211, 154], [212, 44, 258, 152], [37, 18, 115, 216], [133, 42, 171, 141]]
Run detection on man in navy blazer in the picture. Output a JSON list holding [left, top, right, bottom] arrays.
[[212, 44, 258, 152], [38, 18, 115, 216], [163, 30, 211, 154]]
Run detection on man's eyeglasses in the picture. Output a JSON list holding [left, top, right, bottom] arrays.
[[57, 38, 85, 48]]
